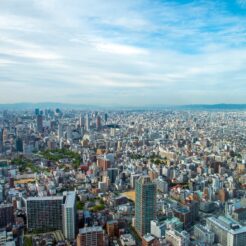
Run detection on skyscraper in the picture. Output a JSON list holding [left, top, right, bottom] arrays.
[[104, 113, 108, 124], [96, 115, 101, 130], [63, 191, 77, 241], [85, 114, 90, 131], [15, 137, 23, 152], [79, 114, 84, 128], [58, 123, 63, 140], [135, 176, 156, 236], [36, 115, 43, 133]]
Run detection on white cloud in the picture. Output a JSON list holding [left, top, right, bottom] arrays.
[[95, 42, 148, 56], [0, 0, 246, 104]]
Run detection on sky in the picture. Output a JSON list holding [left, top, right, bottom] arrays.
[[0, 0, 246, 106]]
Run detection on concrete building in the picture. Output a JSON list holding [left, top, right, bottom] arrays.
[[63, 191, 77, 241], [0, 204, 14, 228], [135, 176, 156, 236], [119, 234, 136, 246], [206, 216, 246, 246], [26, 196, 63, 232], [36, 115, 43, 133], [166, 229, 190, 246], [194, 224, 215, 245], [76, 226, 104, 246]]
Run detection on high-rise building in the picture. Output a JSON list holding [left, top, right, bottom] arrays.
[[58, 123, 63, 140], [104, 113, 108, 124], [26, 196, 63, 232], [76, 226, 104, 246], [135, 176, 156, 236], [15, 137, 23, 152], [107, 168, 119, 184], [79, 114, 84, 128], [35, 108, 40, 116], [2, 128, 8, 143], [96, 115, 101, 130], [85, 114, 90, 132], [36, 115, 43, 133], [0, 128, 3, 153], [63, 191, 77, 241], [0, 204, 15, 228], [67, 125, 72, 140]]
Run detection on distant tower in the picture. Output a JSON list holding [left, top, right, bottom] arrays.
[[96, 115, 101, 130], [36, 115, 43, 133], [2, 128, 8, 143], [135, 176, 156, 236], [85, 114, 90, 131], [104, 113, 108, 124], [35, 108, 40, 116], [58, 123, 63, 140], [16, 137, 23, 152], [66, 126, 72, 140], [0, 128, 3, 153], [79, 114, 84, 128]]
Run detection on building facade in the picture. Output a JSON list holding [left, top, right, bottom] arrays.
[[26, 196, 63, 232], [63, 191, 77, 241], [76, 226, 104, 246], [135, 176, 156, 236]]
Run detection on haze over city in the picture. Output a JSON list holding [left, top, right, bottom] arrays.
[[1, 0, 246, 105]]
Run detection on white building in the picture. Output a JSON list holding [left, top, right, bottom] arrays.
[[166, 229, 190, 246], [63, 191, 77, 241], [151, 220, 165, 238]]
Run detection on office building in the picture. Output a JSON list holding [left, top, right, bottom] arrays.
[[26, 196, 63, 231], [135, 175, 156, 236], [155, 176, 169, 193], [151, 217, 183, 238], [96, 115, 101, 130], [58, 123, 63, 140], [0, 204, 14, 228], [63, 191, 77, 241], [194, 224, 215, 245], [106, 220, 118, 237], [36, 115, 43, 133], [76, 226, 104, 246], [79, 114, 84, 128], [130, 173, 141, 189], [206, 216, 246, 246], [85, 114, 90, 131], [166, 229, 190, 246], [107, 168, 118, 184], [15, 137, 23, 152]]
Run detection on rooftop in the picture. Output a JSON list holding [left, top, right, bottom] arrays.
[[79, 226, 103, 234]]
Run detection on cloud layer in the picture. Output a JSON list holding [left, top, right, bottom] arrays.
[[0, 0, 246, 105]]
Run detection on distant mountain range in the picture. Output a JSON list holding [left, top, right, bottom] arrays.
[[176, 104, 246, 111], [0, 102, 246, 111]]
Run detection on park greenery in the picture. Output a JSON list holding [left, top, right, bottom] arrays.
[[12, 157, 42, 173], [40, 148, 81, 169]]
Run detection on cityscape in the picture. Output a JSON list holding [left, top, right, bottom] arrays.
[[1, 0, 246, 246], [0, 108, 246, 246]]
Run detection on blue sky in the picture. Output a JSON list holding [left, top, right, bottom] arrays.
[[0, 0, 246, 105]]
